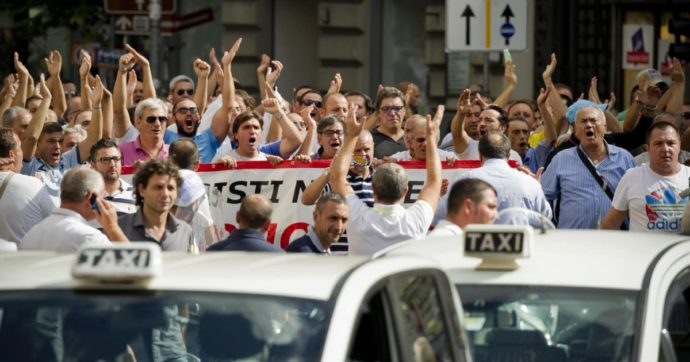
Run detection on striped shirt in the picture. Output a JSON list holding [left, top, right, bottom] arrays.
[[541, 143, 635, 229]]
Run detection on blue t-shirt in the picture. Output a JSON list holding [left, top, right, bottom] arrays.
[[164, 128, 221, 164], [21, 147, 81, 202]]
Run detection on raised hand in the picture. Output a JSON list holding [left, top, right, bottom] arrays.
[[504, 60, 517, 86], [193, 58, 211, 79], [86, 75, 104, 106], [118, 53, 135, 74], [13, 52, 28, 75], [38, 73, 51, 100], [126, 70, 137, 94], [44, 50, 62, 78], [344, 103, 363, 138], [456, 88, 472, 114], [536, 87, 549, 106], [300, 104, 317, 130], [327, 73, 342, 95], [588, 76, 601, 103], [221, 37, 243, 67], [124, 44, 150, 67], [428, 105, 444, 135], [671, 58, 685, 84], [79, 50, 92, 80], [266, 60, 284, 89], [542, 53, 557, 85], [208, 47, 219, 68], [214, 63, 224, 87], [261, 97, 282, 114]]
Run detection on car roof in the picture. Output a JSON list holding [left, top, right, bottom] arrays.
[[379, 230, 690, 291], [0, 251, 372, 301]]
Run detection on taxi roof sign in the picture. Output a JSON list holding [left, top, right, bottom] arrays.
[[72, 243, 162, 283], [463, 224, 533, 271]]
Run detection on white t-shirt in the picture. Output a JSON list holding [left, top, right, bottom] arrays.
[[346, 194, 433, 255], [0, 172, 55, 244], [440, 137, 523, 165], [428, 219, 463, 237], [611, 163, 690, 233]]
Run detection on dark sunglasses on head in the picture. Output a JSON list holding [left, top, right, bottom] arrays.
[[176, 89, 194, 96], [146, 116, 168, 124], [301, 99, 322, 108], [176, 107, 199, 115]]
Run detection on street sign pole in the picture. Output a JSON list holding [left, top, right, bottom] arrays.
[[149, 0, 161, 92]]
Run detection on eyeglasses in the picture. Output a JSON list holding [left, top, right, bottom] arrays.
[[97, 156, 121, 164], [176, 107, 199, 115], [176, 89, 194, 96], [145, 116, 168, 124], [380, 105, 404, 113], [301, 99, 322, 108], [682, 112, 690, 120], [320, 130, 344, 137]]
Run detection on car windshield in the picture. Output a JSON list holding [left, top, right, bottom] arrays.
[[0, 290, 330, 361], [457, 285, 638, 362]]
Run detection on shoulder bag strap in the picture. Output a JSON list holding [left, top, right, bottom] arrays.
[[576, 147, 614, 200]]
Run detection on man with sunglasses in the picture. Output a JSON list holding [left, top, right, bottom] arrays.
[[295, 90, 323, 123], [89, 139, 135, 215], [118, 98, 170, 166], [162, 98, 228, 163], [169, 75, 195, 105]]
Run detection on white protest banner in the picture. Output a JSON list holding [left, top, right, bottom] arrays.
[[123, 160, 486, 248]]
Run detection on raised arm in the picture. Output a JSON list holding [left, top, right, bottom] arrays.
[[262, 96, 302, 158], [0, 75, 18, 117], [44, 50, 66, 118], [125, 44, 156, 100], [11, 52, 29, 108], [125, 70, 137, 108], [542, 53, 568, 135], [537, 87, 557, 146], [625, 77, 660, 132], [256, 54, 271, 99], [192, 58, 210, 114], [451, 89, 473, 154], [330, 104, 362, 196], [113, 53, 135, 138], [494, 60, 517, 108], [79, 50, 93, 110], [665, 58, 685, 115], [80, 75, 104, 162], [295, 105, 317, 156], [213, 38, 242, 143], [101, 86, 113, 140], [206, 47, 219, 101], [416, 106, 443, 211], [22, 74, 51, 160]]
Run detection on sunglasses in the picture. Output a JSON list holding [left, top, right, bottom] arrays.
[[682, 112, 690, 120], [301, 99, 322, 108], [145, 116, 168, 124], [176, 107, 199, 115], [176, 89, 194, 96], [320, 129, 344, 137], [380, 105, 404, 113], [97, 156, 121, 164]]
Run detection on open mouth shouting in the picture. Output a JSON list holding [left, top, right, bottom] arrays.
[[50, 149, 61, 163]]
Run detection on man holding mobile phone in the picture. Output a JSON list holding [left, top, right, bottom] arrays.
[[21, 167, 129, 252]]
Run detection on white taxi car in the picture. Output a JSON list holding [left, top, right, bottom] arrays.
[[0, 244, 471, 362], [379, 225, 690, 362]]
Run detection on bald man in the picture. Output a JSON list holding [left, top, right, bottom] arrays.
[[207, 194, 283, 252]]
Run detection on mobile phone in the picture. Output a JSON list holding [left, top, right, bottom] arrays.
[[503, 49, 512, 64], [90, 194, 100, 214]]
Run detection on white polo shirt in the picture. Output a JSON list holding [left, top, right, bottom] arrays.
[[21, 208, 110, 252], [0, 171, 55, 244], [346, 194, 433, 255]]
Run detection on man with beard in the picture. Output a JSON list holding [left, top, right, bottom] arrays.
[[163, 98, 228, 163], [541, 106, 635, 229], [286, 192, 349, 254], [89, 139, 136, 215]]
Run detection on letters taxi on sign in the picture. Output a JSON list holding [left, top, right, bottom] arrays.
[[0, 244, 470, 361], [380, 225, 690, 362]]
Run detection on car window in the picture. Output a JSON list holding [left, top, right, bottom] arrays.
[[0, 290, 329, 362], [458, 285, 638, 362], [661, 267, 690, 361], [349, 290, 395, 361], [392, 274, 453, 362]]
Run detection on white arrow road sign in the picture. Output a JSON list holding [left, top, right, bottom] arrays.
[[446, 0, 527, 51]]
